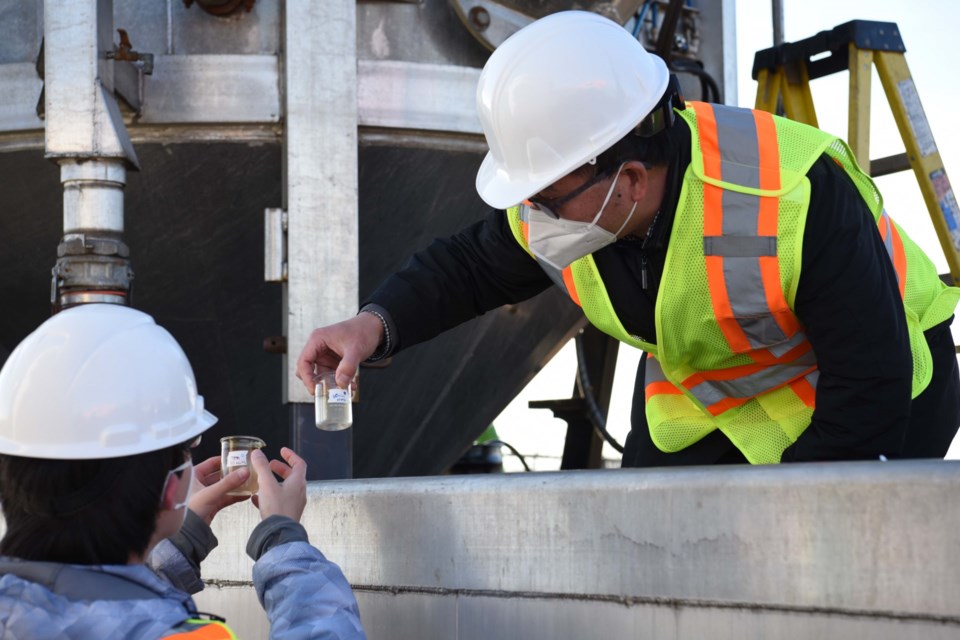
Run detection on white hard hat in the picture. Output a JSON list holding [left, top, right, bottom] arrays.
[[475, 10, 670, 209], [0, 304, 217, 460]]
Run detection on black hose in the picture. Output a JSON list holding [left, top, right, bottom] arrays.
[[669, 58, 723, 103], [485, 439, 531, 472], [574, 334, 625, 454]]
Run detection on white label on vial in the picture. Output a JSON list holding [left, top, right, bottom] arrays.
[[227, 451, 248, 467], [328, 388, 350, 404]]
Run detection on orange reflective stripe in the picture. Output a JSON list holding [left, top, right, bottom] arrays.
[[789, 375, 817, 408], [877, 211, 907, 299], [165, 622, 234, 639], [705, 253, 753, 353], [561, 266, 581, 307], [691, 101, 722, 181], [889, 219, 907, 299], [755, 109, 801, 340], [682, 361, 767, 388], [753, 109, 781, 195], [520, 220, 529, 244], [704, 396, 750, 417], [759, 254, 802, 339], [645, 380, 684, 401]]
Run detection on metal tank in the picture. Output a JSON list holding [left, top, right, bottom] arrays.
[[0, 0, 732, 478]]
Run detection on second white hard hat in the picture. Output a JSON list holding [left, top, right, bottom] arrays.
[[475, 10, 670, 210], [0, 304, 217, 460]]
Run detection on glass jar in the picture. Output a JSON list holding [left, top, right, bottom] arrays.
[[220, 435, 266, 496], [314, 372, 354, 431]]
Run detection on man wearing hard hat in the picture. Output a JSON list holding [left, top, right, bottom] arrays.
[[297, 11, 960, 466], [0, 304, 366, 638]]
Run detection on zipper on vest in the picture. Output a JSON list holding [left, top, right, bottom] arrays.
[[638, 213, 659, 292]]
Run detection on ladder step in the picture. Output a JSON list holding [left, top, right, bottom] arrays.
[[869, 153, 911, 178]]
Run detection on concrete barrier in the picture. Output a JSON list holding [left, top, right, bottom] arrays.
[[191, 460, 960, 639]]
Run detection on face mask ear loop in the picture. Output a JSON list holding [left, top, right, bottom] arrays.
[[613, 201, 638, 238], [591, 163, 626, 226]]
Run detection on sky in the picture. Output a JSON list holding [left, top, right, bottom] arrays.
[[493, 0, 960, 470]]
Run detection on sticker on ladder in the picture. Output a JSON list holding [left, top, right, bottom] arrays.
[[931, 169, 960, 251], [898, 79, 937, 157]]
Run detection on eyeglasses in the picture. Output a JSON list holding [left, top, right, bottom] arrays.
[[526, 167, 615, 220]]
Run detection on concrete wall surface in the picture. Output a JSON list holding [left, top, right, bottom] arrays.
[[192, 461, 960, 639]]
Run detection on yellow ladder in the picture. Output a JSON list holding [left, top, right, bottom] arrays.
[[753, 20, 960, 283]]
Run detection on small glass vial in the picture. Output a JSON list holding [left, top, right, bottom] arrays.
[[315, 372, 354, 431], [220, 435, 266, 496]]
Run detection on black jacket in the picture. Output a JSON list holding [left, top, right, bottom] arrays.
[[365, 117, 959, 465]]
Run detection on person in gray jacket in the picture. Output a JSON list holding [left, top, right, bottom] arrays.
[[0, 303, 366, 639]]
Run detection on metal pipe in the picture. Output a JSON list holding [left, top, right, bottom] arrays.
[[772, 0, 785, 46], [43, 0, 138, 310], [60, 160, 126, 234]]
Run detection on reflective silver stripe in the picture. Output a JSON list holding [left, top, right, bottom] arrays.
[[713, 105, 761, 189], [765, 330, 808, 359], [688, 380, 728, 407], [689, 360, 816, 404], [703, 105, 790, 351], [645, 355, 668, 384], [704, 236, 776, 257], [805, 369, 820, 390], [879, 210, 895, 258]]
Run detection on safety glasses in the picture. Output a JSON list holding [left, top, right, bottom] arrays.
[[526, 166, 615, 220]]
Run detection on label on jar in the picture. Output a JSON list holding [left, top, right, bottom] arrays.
[[227, 451, 248, 467], [328, 388, 350, 404]]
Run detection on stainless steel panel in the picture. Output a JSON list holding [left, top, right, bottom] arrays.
[[0, 1, 42, 64], [357, 0, 490, 68], [140, 55, 280, 123], [283, 0, 359, 403], [358, 60, 482, 135], [0, 64, 42, 132], [114, 0, 170, 56], [169, 0, 279, 55]]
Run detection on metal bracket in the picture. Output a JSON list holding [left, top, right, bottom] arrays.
[[264, 207, 288, 282], [35, 29, 153, 119]]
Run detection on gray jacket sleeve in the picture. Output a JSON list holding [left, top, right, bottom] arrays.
[[248, 516, 366, 640], [147, 509, 219, 595]]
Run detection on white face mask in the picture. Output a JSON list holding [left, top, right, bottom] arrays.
[[528, 164, 637, 270]]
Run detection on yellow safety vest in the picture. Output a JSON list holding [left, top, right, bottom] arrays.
[[507, 102, 960, 463]]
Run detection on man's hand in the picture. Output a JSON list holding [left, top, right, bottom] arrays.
[[250, 447, 308, 522], [295, 313, 384, 394], [189, 455, 251, 526]]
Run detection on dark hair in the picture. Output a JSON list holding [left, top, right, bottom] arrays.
[[0, 441, 192, 565], [571, 76, 686, 178]]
